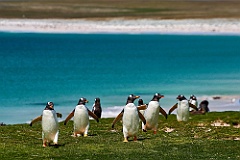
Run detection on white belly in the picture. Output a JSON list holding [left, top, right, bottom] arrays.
[[190, 100, 198, 106], [73, 105, 89, 134], [42, 110, 59, 141], [177, 100, 189, 121], [144, 101, 159, 130], [190, 100, 198, 111], [122, 103, 139, 137]]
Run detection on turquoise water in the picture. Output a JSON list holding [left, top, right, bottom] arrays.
[[1, 32, 240, 124]]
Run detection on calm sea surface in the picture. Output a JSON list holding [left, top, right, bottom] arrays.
[[1, 32, 240, 124]]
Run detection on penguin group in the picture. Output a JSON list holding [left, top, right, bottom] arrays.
[[30, 93, 209, 146], [30, 97, 101, 147]]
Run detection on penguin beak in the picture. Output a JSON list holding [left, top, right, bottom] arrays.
[[160, 95, 164, 98], [135, 96, 140, 99], [85, 100, 89, 103]]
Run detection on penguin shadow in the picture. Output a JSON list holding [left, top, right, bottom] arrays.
[[136, 137, 146, 141], [86, 133, 98, 137], [48, 143, 65, 148], [139, 135, 152, 141], [70, 133, 98, 137], [127, 136, 149, 142]]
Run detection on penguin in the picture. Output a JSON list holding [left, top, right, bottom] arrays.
[[199, 100, 210, 113], [168, 95, 198, 121], [138, 99, 146, 121], [191, 100, 210, 115], [30, 102, 62, 147], [189, 95, 198, 112], [138, 99, 144, 106], [64, 97, 99, 137], [92, 97, 102, 119], [112, 94, 146, 142], [142, 93, 167, 134]]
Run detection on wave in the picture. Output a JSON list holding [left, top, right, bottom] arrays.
[[101, 106, 124, 118]]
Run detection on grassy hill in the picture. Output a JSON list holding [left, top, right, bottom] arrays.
[[1, 111, 240, 159], [1, 0, 240, 19]]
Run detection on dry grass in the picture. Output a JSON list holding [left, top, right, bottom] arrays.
[[0, 0, 240, 19]]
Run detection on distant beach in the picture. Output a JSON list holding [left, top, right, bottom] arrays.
[[1, 18, 240, 34]]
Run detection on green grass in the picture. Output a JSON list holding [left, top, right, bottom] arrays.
[[1, 111, 240, 159], [1, 0, 240, 19]]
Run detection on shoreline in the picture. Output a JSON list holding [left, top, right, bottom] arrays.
[[1, 95, 240, 125], [1, 18, 240, 34]]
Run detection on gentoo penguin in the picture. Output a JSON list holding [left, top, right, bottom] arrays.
[[169, 95, 198, 121], [138, 99, 146, 121], [112, 94, 146, 142], [142, 93, 167, 134], [30, 102, 62, 147], [199, 100, 209, 113], [191, 100, 210, 115], [64, 98, 99, 137], [189, 95, 198, 112], [92, 98, 102, 119]]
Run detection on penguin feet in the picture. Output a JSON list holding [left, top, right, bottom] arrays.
[[142, 129, 147, 132], [133, 136, 137, 142], [123, 137, 129, 143], [153, 131, 157, 134], [72, 133, 80, 137], [72, 133, 88, 137], [42, 142, 47, 148]]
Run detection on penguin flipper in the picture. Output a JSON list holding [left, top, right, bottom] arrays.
[[112, 109, 124, 128], [87, 109, 99, 122], [137, 104, 147, 110], [56, 113, 62, 118], [168, 103, 178, 115], [159, 107, 168, 119], [138, 110, 146, 125], [189, 103, 198, 111], [30, 115, 42, 126], [64, 110, 75, 125], [92, 106, 95, 113]]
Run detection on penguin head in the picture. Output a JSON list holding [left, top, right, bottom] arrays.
[[190, 95, 197, 100], [94, 97, 100, 103], [200, 100, 209, 106], [126, 94, 140, 104], [176, 95, 187, 101], [45, 101, 54, 110], [152, 93, 164, 101], [138, 99, 144, 106], [78, 97, 89, 105], [94, 97, 101, 107]]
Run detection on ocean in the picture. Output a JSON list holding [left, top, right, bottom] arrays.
[[1, 32, 240, 124]]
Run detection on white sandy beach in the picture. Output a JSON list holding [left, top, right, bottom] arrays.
[[1, 18, 240, 34]]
